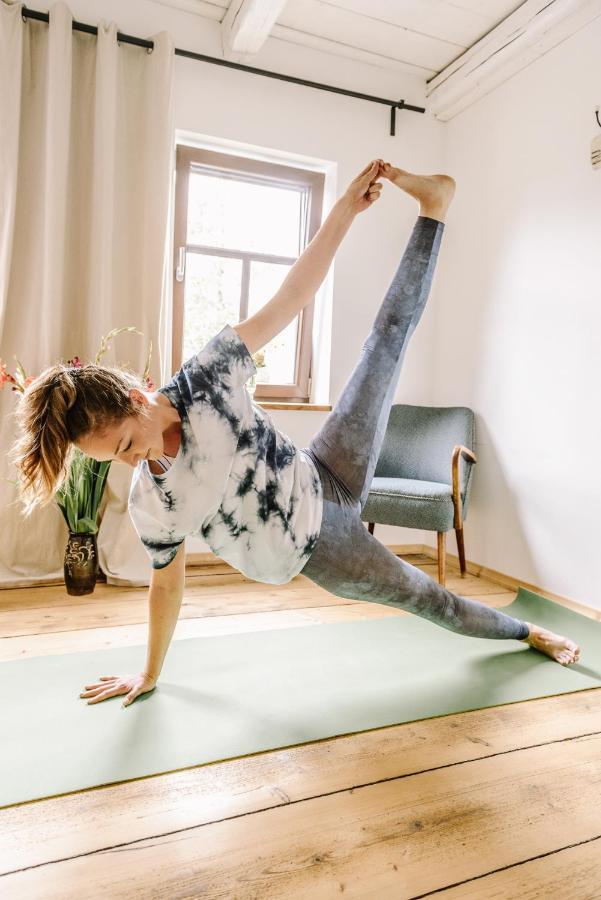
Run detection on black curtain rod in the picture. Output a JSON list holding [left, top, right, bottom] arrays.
[[21, 5, 425, 136]]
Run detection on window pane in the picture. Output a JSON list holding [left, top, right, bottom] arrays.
[[182, 252, 242, 362], [187, 172, 302, 257], [248, 260, 297, 385]]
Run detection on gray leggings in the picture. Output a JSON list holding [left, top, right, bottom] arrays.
[[299, 216, 529, 641]]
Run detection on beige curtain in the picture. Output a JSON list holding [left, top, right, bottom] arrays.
[[0, 0, 175, 587]]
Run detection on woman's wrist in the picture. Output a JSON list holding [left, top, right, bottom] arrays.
[[334, 194, 357, 222]]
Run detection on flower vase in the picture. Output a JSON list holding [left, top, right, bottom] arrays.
[[64, 532, 99, 596]]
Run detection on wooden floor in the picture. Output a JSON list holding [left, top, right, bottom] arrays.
[[2, 553, 601, 899]]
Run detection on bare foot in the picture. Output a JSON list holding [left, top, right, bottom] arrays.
[[521, 621, 581, 666], [379, 162, 456, 222]]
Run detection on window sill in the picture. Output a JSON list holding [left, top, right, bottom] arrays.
[[254, 400, 332, 411]]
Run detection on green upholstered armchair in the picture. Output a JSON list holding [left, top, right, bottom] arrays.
[[360, 404, 477, 587]]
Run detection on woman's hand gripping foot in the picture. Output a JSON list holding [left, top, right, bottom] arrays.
[[342, 159, 385, 215], [521, 621, 581, 666]]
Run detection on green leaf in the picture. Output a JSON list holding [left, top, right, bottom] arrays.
[[66, 489, 78, 532], [92, 463, 110, 513], [76, 517, 98, 534]]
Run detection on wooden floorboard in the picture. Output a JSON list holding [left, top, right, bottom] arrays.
[[1, 554, 599, 898]]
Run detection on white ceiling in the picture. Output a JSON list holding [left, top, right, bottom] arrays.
[[153, 0, 527, 80], [150, 0, 600, 119]]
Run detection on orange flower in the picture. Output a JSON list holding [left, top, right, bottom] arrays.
[[0, 361, 20, 392]]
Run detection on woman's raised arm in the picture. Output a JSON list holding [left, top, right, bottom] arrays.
[[233, 160, 384, 355]]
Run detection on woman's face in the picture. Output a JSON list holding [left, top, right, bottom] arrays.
[[75, 390, 173, 468]]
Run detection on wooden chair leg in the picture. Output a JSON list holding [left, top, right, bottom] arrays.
[[437, 531, 446, 586], [367, 522, 375, 535], [455, 525, 467, 577]]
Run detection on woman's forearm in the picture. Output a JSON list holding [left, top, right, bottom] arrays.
[[258, 196, 356, 334], [143, 584, 184, 681], [283, 195, 356, 299]]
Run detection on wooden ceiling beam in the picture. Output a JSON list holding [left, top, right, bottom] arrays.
[[221, 0, 288, 59]]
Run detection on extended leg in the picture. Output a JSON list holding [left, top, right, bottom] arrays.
[[301, 499, 530, 641]]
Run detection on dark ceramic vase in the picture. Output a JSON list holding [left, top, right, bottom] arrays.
[[64, 532, 99, 596]]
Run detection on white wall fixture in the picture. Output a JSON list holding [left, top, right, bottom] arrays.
[[427, 0, 601, 121]]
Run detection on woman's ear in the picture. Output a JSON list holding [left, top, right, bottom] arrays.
[[129, 388, 147, 407]]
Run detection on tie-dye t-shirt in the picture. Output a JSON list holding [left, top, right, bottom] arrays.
[[127, 324, 323, 585]]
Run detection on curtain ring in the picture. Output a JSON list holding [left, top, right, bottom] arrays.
[[596, 108, 601, 129]]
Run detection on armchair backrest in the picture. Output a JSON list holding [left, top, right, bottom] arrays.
[[374, 404, 476, 493]]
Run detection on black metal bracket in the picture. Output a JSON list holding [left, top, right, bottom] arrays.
[[390, 100, 406, 137]]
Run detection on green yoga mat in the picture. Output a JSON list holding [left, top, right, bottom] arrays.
[[2, 588, 600, 808]]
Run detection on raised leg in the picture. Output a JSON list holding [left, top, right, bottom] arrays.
[[302, 168, 456, 512], [304, 215, 444, 509]]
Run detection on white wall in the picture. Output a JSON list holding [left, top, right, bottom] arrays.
[[30, 0, 448, 553], [428, 17, 601, 608]]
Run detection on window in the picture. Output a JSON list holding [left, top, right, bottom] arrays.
[[173, 146, 325, 402]]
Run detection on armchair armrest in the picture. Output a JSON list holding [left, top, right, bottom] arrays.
[[451, 445, 478, 529]]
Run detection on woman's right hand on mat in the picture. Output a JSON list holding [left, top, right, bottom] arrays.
[[79, 672, 157, 708]]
